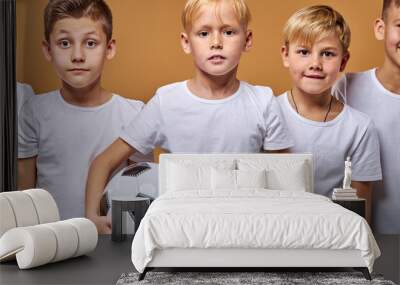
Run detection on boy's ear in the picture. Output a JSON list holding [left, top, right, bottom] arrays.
[[106, 39, 116, 60], [374, 18, 385, 41], [42, 40, 52, 62], [281, 45, 290, 68], [243, 30, 253, 52], [180, 32, 191, 54], [340, 51, 350, 72]]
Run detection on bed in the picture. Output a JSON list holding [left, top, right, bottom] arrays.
[[131, 153, 380, 280]]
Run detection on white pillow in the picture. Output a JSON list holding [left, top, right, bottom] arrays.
[[237, 159, 308, 191], [211, 169, 268, 190], [266, 163, 306, 191], [166, 159, 236, 192], [167, 162, 211, 191], [237, 169, 267, 189], [211, 168, 236, 190]]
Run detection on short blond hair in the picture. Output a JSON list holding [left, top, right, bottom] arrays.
[[283, 5, 350, 52], [182, 0, 251, 30]]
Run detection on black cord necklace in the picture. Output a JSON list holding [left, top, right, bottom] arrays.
[[290, 89, 333, 122]]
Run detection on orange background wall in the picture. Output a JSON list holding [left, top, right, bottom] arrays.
[[17, 0, 383, 100]]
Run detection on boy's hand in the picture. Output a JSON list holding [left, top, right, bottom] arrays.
[[85, 138, 135, 233], [88, 214, 112, 234]]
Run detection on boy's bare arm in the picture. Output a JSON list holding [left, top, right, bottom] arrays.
[[85, 138, 135, 233], [351, 181, 372, 224], [17, 157, 37, 190]]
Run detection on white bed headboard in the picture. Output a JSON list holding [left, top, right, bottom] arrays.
[[159, 153, 313, 195]]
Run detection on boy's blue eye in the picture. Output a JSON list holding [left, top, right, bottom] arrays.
[[198, 31, 209, 38], [58, 40, 71, 49], [86, 40, 97, 48]]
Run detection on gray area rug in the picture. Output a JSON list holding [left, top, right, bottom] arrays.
[[116, 271, 396, 285]]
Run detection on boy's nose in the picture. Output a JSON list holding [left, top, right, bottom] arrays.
[[309, 55, 322, 70], [210, 34, 223, 49], [71, 47, 85, 63]]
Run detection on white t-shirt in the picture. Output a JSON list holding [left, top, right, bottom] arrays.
[[334, 68, 400, 234], [120, 81, 293, 154], [18, 91, 151, 219], [17, 82, 35, 114], [277, 92, 382, 197]]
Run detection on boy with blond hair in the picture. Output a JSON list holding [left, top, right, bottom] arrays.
[[86, 0, 293, 233], [334, 0, 400, 233], [18, 0, 150, 220], [277, 5, 382, 223]]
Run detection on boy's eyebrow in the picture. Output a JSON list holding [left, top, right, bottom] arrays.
[[292, 44, 340, 51], [292, 44, 310, 49], [193, 23, 238, 30], [193, 24, 212, 30], [84, 31, 99, 36], [220, 24, 238, 29], [55, 29, 99, 36], [56, 29, 70, 35], [320, 46, 340, 51]]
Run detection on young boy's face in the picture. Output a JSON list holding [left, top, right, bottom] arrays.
[[42, 17, 115, 89], [281, 34, 348, 95], [375, 3, 400, 70], [181, 0, 252, 77]]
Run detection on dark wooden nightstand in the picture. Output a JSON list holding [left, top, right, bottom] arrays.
[[111, 196, 150, 242], [332, 198, 365, 218]]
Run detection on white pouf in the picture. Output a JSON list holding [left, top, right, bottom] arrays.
[[0, 189, 97, 269], [0, 218, 98, 269]]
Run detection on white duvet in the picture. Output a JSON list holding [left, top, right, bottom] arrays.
[[131, 190, 380, 273]]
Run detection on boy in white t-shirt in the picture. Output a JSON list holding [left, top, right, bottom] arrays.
[[334, 0, 400, 233], [18, 0, 150, 220], [16, 82, 35, 114], [277, 5, 382, 223], [86, 0, 293, 233]]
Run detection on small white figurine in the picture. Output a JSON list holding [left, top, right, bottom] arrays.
[[342, 156, 352, 189]]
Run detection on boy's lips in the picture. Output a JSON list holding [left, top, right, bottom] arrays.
[[303, 74, 325, 79], [208, 55, 226, 60], [208, 55, 226, 64], [68, 68, 90, 72]]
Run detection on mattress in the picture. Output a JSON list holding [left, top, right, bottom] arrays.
[[131, 189, 380, 272]]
